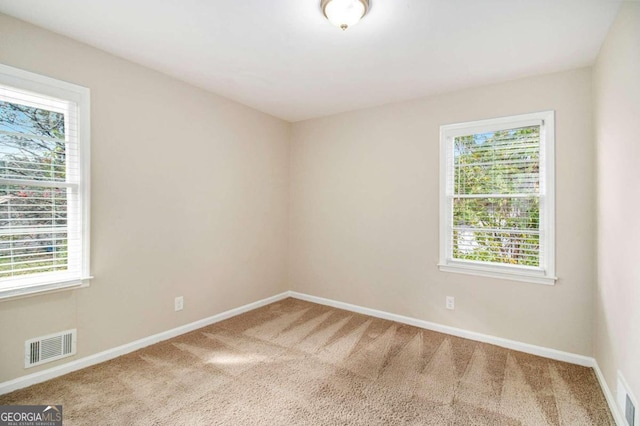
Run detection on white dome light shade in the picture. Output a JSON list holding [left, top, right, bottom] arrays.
[[322, 0, 369, 30]]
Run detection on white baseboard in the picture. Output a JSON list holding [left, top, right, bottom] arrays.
[[592, 361, 625, 426], [0, 292, 290, 395], [288, 291, 594, 367]]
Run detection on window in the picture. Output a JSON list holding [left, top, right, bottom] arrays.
[[0, 64, 90, 299], [439, 111, 556, 285]]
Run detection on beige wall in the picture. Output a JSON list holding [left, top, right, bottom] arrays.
[[594, 1, 640, 406], [0, 14, 290, 382], [290, 68, 595, 356], [2, 5, 633, 393]]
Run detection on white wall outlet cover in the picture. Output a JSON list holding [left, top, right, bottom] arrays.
[[174, 296, 184, 311], [446, 296, 455, 310]]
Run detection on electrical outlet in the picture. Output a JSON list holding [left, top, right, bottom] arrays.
[[174, 296, 184, 312], [446, 296, 455, 310]]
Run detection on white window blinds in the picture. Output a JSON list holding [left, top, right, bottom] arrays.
[[0, 64, 90, 297], [439, 112, 556, 285]]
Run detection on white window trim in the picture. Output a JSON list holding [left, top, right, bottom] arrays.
[[0, 64, 92, 300], [438, 111, 556, 285]]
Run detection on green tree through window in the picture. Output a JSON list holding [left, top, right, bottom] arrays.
[[452, 127, 540, 266]]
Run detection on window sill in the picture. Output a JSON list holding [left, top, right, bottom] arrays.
[[438, 263, 557, 286], [0, 276, 93, 302]]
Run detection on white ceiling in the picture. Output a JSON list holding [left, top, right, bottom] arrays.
[[0, 0, 622, 122]]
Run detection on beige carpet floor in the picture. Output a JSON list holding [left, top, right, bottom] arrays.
[[1, 298, 614, 425]]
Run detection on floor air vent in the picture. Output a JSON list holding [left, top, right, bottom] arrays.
[[618, 371, 638, 426], [25, 329, 77, 368]]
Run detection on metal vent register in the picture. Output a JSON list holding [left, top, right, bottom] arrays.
[[25, 329, 76, 368]]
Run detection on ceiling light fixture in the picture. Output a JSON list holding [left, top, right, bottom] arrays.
[[321, 0, 370, 31]]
